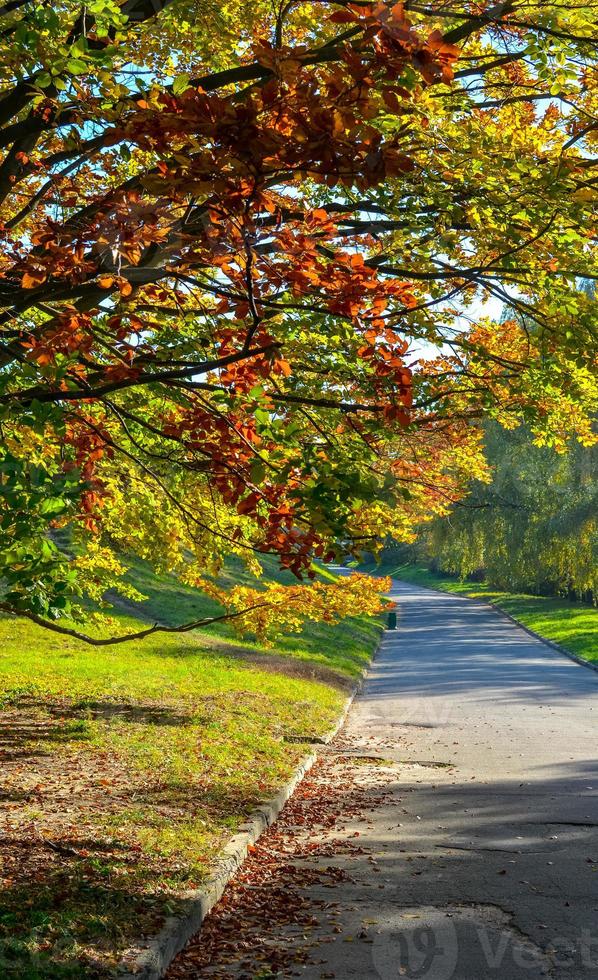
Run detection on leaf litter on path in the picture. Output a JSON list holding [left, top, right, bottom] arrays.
[[167, 736, 401, 979]]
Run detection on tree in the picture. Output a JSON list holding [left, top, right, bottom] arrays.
[[413, 420, 598, 601], [0, 0, 596, 639]]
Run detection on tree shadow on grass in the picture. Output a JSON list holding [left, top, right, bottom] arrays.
[[0, 845, 191, 979], [0, 699, 195, 768], [5, 695, 192, 725], [0, 773, 271, 979], [198, 639, 356, 693], [0, 715, 92, 764], [46, 698, 194, 726]]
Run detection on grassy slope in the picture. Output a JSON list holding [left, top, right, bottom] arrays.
[[0, 557, 381, 979], [359, 560, 598, 664]]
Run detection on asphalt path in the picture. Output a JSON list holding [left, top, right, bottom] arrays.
[[328, 580, 598, 980]]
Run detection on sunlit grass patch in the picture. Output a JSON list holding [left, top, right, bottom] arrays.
[[0, 558, 382, 977]]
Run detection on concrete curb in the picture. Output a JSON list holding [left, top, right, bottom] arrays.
[[483, 599, 598, 675], [117, 752, 318, 979], [116, 631, 382, 979], [395, 577, 598, 676]]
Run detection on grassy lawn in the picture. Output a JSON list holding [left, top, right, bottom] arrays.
[[359, 560, 598, 664], [0, 558, 382, 979]]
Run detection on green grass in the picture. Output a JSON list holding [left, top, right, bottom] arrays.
[[359, 560, 598, 664], [0, 557, 382, 978]]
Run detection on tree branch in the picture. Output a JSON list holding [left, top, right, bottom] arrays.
[[0, 597, 300, 646]]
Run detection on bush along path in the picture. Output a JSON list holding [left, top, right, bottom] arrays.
[[168, 579, 598, 980], [0, 558, 382, 979]]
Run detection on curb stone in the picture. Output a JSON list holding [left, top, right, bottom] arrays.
[[117, 629, 382, 980], [117, 752, 318, 979], [395, 577, 598, 676], [483, 599, 598, 675]]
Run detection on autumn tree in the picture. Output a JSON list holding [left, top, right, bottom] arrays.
[[0, 0, 596, 640]]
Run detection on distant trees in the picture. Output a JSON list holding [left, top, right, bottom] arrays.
[[412, 422, 598, 602]]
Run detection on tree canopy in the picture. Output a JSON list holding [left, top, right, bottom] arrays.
[[410, 420, 598, 601], [0, 0, 596, 639]]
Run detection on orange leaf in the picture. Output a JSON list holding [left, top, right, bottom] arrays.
[[329, 9, 358, 23], [22, 270, 46, 289]]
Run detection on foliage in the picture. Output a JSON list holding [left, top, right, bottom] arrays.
[[0, 0, 596, 638], [194, 570, 392, 643], [406, 422, 598, 601]]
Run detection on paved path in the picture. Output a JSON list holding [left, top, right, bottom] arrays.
[[171, 580, 598, 980]]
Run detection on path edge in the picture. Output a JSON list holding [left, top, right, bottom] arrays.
[[483, 599, 598, 674], [117, 752, 317, 980], [117, 632, 380, 979]]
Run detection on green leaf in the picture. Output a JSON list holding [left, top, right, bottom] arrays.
[[38, 497, 68, 516], [172, 73, 191, 95], [66, 59, 88, 74]]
